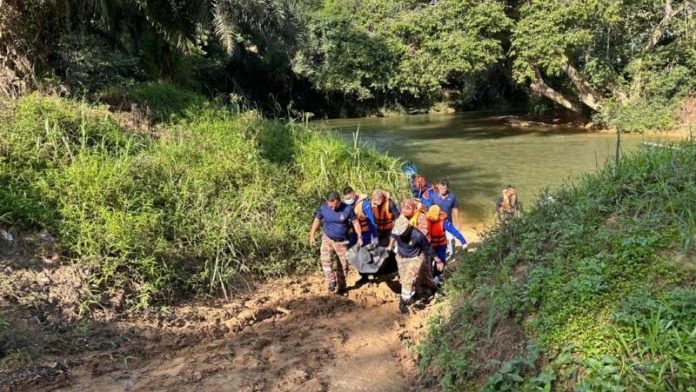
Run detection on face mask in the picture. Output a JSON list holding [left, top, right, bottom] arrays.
[[343, 198, 355, 205]]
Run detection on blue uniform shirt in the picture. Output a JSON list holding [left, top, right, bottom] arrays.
[[392, 229, 430, 258], [428, 191, 459, 218], [315, 202, 356, 241]]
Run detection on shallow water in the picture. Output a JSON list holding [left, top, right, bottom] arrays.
[[319, 112, 667, 234]]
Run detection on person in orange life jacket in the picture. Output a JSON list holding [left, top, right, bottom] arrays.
[[426, 179, 461, 259], [411, 175, 432, 199], [355, 189, 400, 247], [426, 205, 467, 286], [400, 198, 428, 236], [353, 189, 400, 286], [343, 186, 372, 248], [342, 186, 367, 247], [309, 191, 363, 294], [388, 216, 436, 314]]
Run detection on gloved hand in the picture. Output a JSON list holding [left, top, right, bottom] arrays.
[[365, 236, 378, 250]]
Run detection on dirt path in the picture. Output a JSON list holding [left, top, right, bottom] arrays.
[[13, 272, 433, 392]]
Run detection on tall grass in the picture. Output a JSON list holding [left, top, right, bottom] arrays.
[[0, 84, 408, 309], [419, 142, 696, 391]]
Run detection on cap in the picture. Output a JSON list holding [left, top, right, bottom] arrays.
[[391, 216, 411, 236]]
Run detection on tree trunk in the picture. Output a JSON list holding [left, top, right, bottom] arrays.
[[643, 0, 690, 53], [561, 59, 603, 111], [530, 67, 584, 114]]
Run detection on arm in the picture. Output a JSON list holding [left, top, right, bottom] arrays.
[[418, 233, 432, 258], [389, 200, 401, 220], [387, 236, 396, 252], [363, 202, 379, 238], [309, 217, 321, 246], [352, 219, 363, 245], [451, 194, 460, 229]]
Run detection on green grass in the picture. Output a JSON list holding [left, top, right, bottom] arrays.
[[0, 83, 408, 309], [419, 142, 696, 391]]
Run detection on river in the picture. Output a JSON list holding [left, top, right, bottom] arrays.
[[319, 112, 666, 240]]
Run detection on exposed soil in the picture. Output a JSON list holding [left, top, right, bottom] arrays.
[[1, 230, 445, 392]]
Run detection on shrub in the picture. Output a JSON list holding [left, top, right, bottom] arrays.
[[419, 141, 696, 390], [0, 85, 409, 308]]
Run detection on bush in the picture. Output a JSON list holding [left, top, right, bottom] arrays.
[[419, 141, 696, 390], [99, 82, 208, 123], [0, 85, 409, 308], [599, 98, 678, 133]]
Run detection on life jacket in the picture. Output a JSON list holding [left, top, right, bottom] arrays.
[[372, 193, 395, 232], [355, 198, 371, 234], [500, 189, 518, 214], [427, 212, 448, 247]]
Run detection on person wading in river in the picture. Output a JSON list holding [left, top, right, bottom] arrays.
[[309, 191, 363, 294], [496, 184, 520, 222]]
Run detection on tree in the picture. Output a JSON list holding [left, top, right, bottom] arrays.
[[293, 0, 511, 107], [512, 0, 695, 115]]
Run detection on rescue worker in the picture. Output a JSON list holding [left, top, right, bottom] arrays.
[[411, 175, 432, 199], [353, 189, 400, 285], [496, 185, 519, 222], [426, 205, 467, 287], [427, 179, 461, 259], [355, 189, 400, 247], [400, 198, 428, 236], [388, 216, 436, 314], [309, 191, 363, 294], [342, 186, 367, 247]]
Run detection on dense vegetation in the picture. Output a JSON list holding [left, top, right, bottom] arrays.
[[419, 142, 696, 390], [0, 83, 407, 308], [2, 0, 694, 126]]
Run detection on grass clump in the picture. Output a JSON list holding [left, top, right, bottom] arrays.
[[99, 82, 208, 123], [419, 142, 696, 391], [0, 83, 408, 309]]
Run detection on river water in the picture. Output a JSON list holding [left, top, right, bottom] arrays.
[[318, 112, 671, 238]]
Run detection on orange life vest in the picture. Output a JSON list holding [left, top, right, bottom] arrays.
[[427, 212, 448, 247], [354, 198, 371, 234], [372, 194, 394, 232]]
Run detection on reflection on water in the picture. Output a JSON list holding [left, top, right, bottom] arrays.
[[318, 113, 660, 234]]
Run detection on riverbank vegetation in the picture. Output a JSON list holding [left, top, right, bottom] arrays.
[[2, 0, 694, 129], [419, 142, 695, 390], [0, 83, 407, 309]]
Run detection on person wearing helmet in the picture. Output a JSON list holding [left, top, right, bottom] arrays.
[[389, 216, 435, 314], [425, 205, 467, 287]]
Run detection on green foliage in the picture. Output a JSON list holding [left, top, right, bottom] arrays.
[[512, 0, 696, 125], [598, 98, 678, 133], [0, 85, 408, 308], [294, 0, 511, 106], [100, 82, 208, 123], [484, 345, 541, 392], [420, 142, 696, 390]]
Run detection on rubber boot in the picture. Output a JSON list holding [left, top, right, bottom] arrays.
[[399, 297, 410, 315]]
